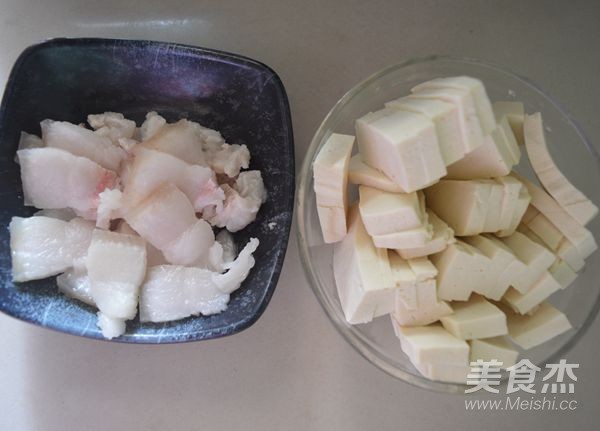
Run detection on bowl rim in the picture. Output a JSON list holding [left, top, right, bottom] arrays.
[[295, 54, 600, 392], [0, 37, 296, 344]]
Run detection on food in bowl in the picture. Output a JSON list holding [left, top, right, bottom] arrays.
[[9, 111, 266, 339], [312, 76, 598, 383]]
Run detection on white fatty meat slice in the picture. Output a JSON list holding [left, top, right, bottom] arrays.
[[41, 120, 126, 171], [124, 183, 215, 266], [87, 229, 147, 322], [10, 216, 94, 282], [139, 238, 258, 322], [17, 147, 118, 218], [204, 171, 267, 232], [123, 147, 224, 213]]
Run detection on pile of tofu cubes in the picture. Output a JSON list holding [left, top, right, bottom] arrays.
[[313, 76, 598, 383]]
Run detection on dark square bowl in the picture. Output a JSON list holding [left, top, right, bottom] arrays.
[[0, 38, 294, 343]]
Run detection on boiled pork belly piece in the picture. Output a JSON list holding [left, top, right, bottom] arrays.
[[87, 230, 147, 339], [210, 143, 250, 177], [140, 119, 208, 165], [9, 216, 94, 282], [212, 238, 259, 294], [216, 230, 237, 264], [115, 220, 168, 267], [57, 263, 94, 306], [123, 147, 224, 213], [14, 132, 44, 163], [34, 208, 77, 221], [139, 238, 259, 323], [18, 147, 118, 218], [139, 111, 167, 141], [41, 120, 126, 171], [124, 183, 215, 266], [87, 112, 137, 144], [205, 171, 267, 232], [96, 189, 123, 230]]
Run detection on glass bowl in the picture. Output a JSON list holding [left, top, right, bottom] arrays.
[[296, 56, 600, 393]]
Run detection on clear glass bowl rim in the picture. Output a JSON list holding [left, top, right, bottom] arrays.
[[295, 54, 600, 393]]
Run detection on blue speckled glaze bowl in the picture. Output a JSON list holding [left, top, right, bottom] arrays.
[[0, 38, 294, 343]]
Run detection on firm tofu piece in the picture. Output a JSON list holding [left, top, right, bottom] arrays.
[[371, 224, 433, 249], [502, 271, 561, 314], [358, 186, 425, 235], [389, 252, 418, 310], [355, 108, 446, 192], [390, 253, 452, 326], [333, 206, 396, 324], [556, 238, 585, 272], [518, 224, 585, 272], [440, 295, 508, 340], [500, 231, 555, 293], [470, 337, 518, 368], [496, 176, 523, 231], [549, 259, 578, 289], [414, 362, 471, 384], [496, 116, 521, 164], [482, 181, 504, 232], [395, 210, 456, 259], [412, 76, 496, 134], [316, 206, 347, 244], [424, 180, 492, 236], [313, 133, 354, 206], [515, 173, 597, 258], [385, 97, 465, 165], [496, 185, 531, 237], [521, 205, 540, 225], [348, 154, 406, 193], [430, 240, 490, 301], [505, 302, 572, 349], [393, 281, 453, 327], [463, 235, 526, 301], [527, 213, 563, 251], [445, 127, 514, 180], [313, 133, 354, 243], [407, 257, 438, 281], [524, 113, 598, 225], [493, 101, 525, 145], [394, 323, 470, 365], [409, 87, 484, 154]]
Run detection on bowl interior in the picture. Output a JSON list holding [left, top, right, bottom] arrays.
[[297, 56, 600, 392], [0, 38, 295, 343]]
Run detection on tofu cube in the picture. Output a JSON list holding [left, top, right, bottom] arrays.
[[355, 108, 446, 192], [445, 128, 514, 180], [358, 186, 425, 235], [409, 87, 484, 154], [502, 272, 561, 314], [385, 96, 465, 165], [393, 322, 470, 365], [470, 336, 518, 368], [333, 206, 396, 324], [430, 240, 491, 301], [348, 154, 405, 193], [493, 101, 525, 145], [440, 295, 508, 340], [413, 76, 496, 134], [313, 133, 354, 243], [500, 231, 556, 293], [395, 209, 456, 259], [424, 180, 492, 236], [505, 302, 572, 349]]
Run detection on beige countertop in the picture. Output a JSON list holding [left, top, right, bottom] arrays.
[[1, 1, 599, 430]]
